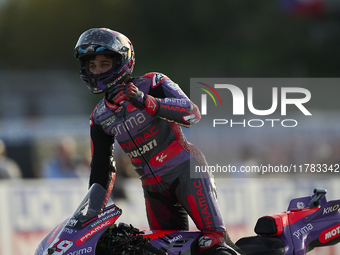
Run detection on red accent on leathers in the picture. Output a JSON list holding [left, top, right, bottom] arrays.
[[102, 172, 116, 209], [149, 141, 183, 167], [141, 175, 162, 186], [145, 198, 162, 230], [187, 194, 204, 230], [144, 95, 158, 115]]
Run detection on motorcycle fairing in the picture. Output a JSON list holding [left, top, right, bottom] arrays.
[[35, 184, 122, 255], [143, 230, 201, 255]]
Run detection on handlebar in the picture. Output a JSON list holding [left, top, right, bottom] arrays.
[[309, 188, 327, 208], [116, 222, 168, 254]]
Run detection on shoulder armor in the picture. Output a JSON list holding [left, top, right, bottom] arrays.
[[91, 99, 107, 125], [142, 72, 168, 88]]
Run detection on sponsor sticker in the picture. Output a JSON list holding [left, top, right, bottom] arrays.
[[319, 223, 340, 243]]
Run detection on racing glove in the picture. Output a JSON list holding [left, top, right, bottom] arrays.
[[108, 82, 158, 115], [107, 85, 126, 106]]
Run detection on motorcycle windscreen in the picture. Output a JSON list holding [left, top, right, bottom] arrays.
[[72, 183, 107, 223], [35, 183, 121, 255]]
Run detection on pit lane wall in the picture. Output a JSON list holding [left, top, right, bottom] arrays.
[[0, 178, 339, 255]]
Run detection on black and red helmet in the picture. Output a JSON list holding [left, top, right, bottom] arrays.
[[74, 28, 135, 94]]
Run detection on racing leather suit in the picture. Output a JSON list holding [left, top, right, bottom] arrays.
[[89, 72, 243, 254]]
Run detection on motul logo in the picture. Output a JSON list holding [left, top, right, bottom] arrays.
[[319, 223, 340, 243]]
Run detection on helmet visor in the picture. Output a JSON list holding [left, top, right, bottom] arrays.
[[74, 28, 125, 57]]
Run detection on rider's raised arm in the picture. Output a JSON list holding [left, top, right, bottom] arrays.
[[144, 72, 201, 127]]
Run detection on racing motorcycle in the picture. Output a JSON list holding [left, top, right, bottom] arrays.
[[35, 183, 340, 255]]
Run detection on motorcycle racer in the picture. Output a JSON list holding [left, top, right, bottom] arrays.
[[74, 28, 244, 255]]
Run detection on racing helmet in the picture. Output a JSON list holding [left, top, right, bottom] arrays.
[[74, 28, 135, 94]]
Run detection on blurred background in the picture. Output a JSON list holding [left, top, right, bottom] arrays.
[[0, 0, 340, 254], [1, 0, 340, 178]]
